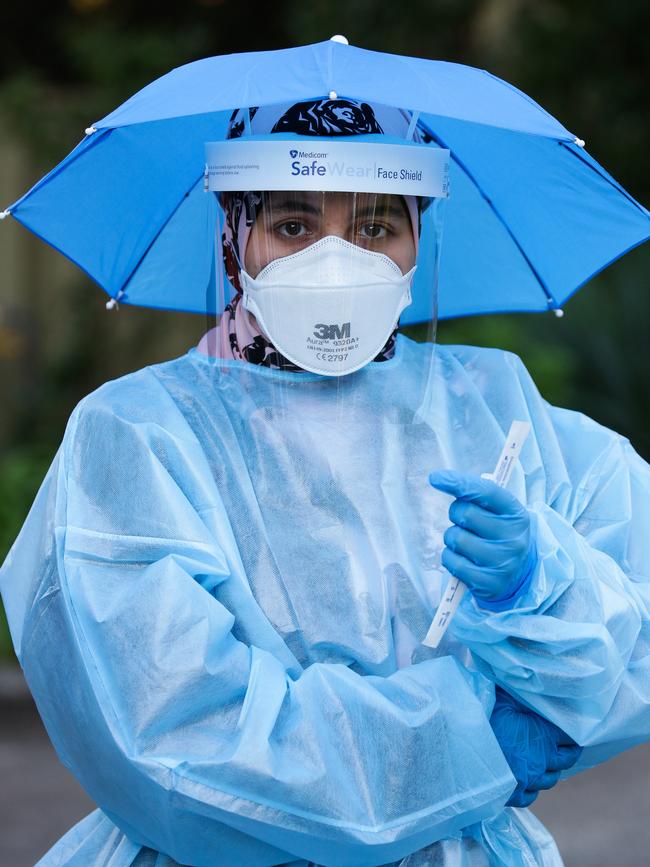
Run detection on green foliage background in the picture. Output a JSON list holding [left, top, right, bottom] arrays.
[[0, 0, 648, 659]]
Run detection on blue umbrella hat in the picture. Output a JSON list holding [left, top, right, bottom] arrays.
[[1, 36, 648, 321]]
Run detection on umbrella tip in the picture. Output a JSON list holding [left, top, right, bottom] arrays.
[[105, 290, 125, 311], [0, 209, 10, 220], [553, 308, 565, 318], [330, 34, 349, 45], [574, 137, 585, 148], [85, 126, 97, 136]]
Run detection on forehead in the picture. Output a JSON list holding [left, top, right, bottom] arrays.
[[260, 190, 408, 216]]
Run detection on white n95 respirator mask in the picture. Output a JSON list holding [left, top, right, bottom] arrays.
[[239, 235, 416, 376]]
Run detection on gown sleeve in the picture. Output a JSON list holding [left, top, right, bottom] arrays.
[[451, 352, 650, 764], [0, 378, 514, 867]]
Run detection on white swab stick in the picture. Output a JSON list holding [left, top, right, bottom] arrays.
[[422, 420, 531, 649]]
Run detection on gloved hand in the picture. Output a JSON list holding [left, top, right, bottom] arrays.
[[490, 687, 583, 807], [428, 469, 536, 609]]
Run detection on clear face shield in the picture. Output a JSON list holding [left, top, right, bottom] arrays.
[[205, 115, 448, 387]]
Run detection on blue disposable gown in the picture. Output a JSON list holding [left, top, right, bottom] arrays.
[[1, 336, 649, 867]]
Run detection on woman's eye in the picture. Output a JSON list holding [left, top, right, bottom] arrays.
[[278, 221, 309, 238], [359, 223, 388, 239]]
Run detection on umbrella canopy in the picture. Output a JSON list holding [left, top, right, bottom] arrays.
[[2, 38, 649, 321]]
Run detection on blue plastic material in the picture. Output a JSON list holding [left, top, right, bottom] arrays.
[[490, 688, 582, 808], [2, 337, 650, 866], [5, 40, 649, 319]]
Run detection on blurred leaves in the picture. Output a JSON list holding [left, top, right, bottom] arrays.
[[0, 444, 55, 660], [0, 1, 291, 162], [438, 314, 579, 409], [286, 0, 485, 59], [0, 604, 11, 658], [510, 0, 650, 203], [0, 22, 212, 162], [0, 445, 54, 563], [0, 322, 24, 361]]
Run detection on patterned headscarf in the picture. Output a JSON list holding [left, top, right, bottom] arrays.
[[212, 98, 424, 371]]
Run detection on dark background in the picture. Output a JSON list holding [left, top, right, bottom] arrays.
[[0, 2, 649, 863]]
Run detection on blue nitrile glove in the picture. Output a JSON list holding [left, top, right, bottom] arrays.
[[490, 687, 583, 807], [428, 469, 537, 609]]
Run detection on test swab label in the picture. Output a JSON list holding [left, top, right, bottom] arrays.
[[423, 420, 531, 649], [492, 420, 531, 488]]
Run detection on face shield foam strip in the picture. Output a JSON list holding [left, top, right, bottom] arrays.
[[205, 137, 450, 198]]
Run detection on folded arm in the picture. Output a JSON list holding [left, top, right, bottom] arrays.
[[2, 393, 515, 867]]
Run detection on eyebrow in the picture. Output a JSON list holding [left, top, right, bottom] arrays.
[[263, 198, 408, 220], [355, 203, 408, 220], [264, 199, 321, 216]]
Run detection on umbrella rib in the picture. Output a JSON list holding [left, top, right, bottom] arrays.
[[418, 117, 558, 309], [119, 172, 204, 299]]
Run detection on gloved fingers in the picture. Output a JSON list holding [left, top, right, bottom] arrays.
[[528, 769, 562, 791], [556, 731, 582, 748], [493, 685, 521, 711], [449, 499, 516, 541], [443, 524, 498, 565], [520, 789, 540, 807], [444, 524, 530, 569], [440, 546, 493, 593], [548, 743, 583, 771], [506, 787, 539, 808], [429, 470, 524, 516]]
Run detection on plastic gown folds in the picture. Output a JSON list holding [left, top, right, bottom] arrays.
[[2, 340, 650, 866]]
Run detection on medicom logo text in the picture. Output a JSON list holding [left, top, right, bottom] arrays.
[[289, 149, 328, 159]]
